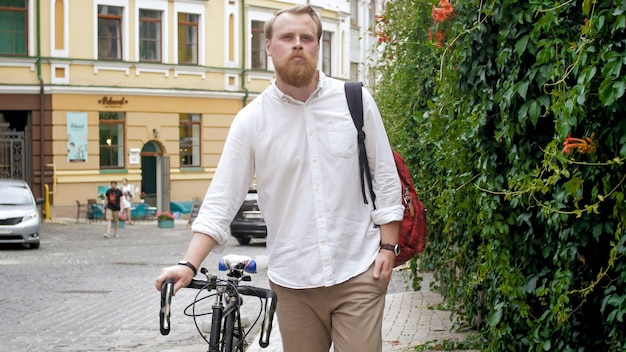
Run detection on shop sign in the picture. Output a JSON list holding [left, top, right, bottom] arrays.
[[98, 96, 128, 108]]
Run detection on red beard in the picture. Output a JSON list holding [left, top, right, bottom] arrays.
[[273, 50, 318, 87]]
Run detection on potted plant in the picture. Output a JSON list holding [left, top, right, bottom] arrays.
[[139, 192, 146, 203], [156, 211, 175, 228]]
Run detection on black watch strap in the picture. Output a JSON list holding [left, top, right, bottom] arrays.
[[380, 243, 400, 256], [178, 260, 197, 276]]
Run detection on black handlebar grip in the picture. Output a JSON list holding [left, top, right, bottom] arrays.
[[186, 279, 208, 289], [259, 290, 278, 348], [159, 277, 174, 335]]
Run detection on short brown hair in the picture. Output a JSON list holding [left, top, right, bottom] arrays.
[[264, 5, 322, 42]]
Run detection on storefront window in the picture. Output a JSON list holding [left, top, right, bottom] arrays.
[[179, 113, 200, 166], [99, 111, 125, 168]]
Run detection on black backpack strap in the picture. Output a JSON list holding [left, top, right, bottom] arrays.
[[344, 82, 377, 209]]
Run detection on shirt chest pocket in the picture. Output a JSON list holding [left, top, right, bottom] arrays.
[[326, 118, 358, 159]]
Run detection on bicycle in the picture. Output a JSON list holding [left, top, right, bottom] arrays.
[[160, 254, 278, 352]]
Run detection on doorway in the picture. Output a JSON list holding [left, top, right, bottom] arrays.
[[140, 141, 161, 207], [0, 111, 29, 180]]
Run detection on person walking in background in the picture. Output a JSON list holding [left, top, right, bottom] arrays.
[[104, 181, 123, 238], [155, 5, 404, 352], [120, 178, 134, 225]]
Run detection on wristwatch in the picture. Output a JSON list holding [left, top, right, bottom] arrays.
[[177, 260, 198, 276], [380, 243, 400, 256]]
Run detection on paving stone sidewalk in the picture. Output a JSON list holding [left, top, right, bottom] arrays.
[[246, 271, 477, 352]]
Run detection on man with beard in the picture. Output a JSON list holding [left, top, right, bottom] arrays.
[[155, 5, 403, 351]]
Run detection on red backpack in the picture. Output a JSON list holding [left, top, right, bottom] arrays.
[[345, 82, 428, 267]]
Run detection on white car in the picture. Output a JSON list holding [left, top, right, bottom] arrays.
[[0, 179, 44, 249]]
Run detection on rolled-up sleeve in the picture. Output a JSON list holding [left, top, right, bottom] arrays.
[[361, 87, 404, 225]]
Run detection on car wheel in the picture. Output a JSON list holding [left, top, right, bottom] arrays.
[[236, 237, 251, 245], [30, 242, 40, 249]]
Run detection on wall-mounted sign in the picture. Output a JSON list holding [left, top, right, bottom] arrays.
[[67, 112, 88, 162], [98, 96, 128, 108], [129, 148, 140, 165]]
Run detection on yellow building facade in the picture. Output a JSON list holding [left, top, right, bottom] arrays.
[[0, 0, 379, 217]]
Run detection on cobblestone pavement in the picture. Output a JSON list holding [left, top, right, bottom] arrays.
[[0, 218, 474, 352], [0, 218, 268, 352]]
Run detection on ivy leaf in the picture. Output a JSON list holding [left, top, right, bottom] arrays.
[[543, 340, 552, 351], [518, 100, 529, 122], [515, 34, 530, 57], [528, 100, 540, 125], [577, 66, 597, 85], [599, 79, 626, 106], [515, 81, 530, 100], [592, 223, 603, 242], [525, 275, 538, 293], [583, 0, 592, 16], [488, 303, 504, 326]]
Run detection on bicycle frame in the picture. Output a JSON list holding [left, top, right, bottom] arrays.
[[206, 280, 245, 352]]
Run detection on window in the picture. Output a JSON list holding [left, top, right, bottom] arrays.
[[99, 111, 125, 168], [139, 9, 161, 62], [251, 20, 266, 70], [0, 0, 27, 56], [350, 62, 359, 82], [179, 113, 201, 167], [350, 0, 358, 27], [98, 5, 123, 60], [177, 12, 198, 64], [322, 31, 332, 77]]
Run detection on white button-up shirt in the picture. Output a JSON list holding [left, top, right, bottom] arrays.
[[192, 73, 404, 289]]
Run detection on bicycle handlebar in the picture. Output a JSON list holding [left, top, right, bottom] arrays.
[[159, 277, 174, 335], [185, 280, 278, 348], [237, 286, 277, 348]]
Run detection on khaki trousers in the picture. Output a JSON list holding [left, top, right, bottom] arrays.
[[269, 264, 388, 352]]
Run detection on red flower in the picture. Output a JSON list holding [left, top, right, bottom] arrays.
[[427, 27, 445, 47], [562, 133, 596, 154], [432, 0, 455, 23]]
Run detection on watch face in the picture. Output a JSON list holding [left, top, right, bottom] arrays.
[[394, 244, 400, 256]]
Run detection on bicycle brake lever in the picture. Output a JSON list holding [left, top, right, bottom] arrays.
[[160, 277, 174, 335]]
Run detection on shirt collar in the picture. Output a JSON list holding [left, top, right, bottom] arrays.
[[270, 71, 326, 104]]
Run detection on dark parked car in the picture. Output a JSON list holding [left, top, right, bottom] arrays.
[[230, 187, 266, 245], [0, 179, 44, 249]]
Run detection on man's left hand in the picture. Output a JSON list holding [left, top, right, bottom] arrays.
[[373, 250, 394, 282]]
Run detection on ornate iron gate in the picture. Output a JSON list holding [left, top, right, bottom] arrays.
[[0, 128, 25, 179]]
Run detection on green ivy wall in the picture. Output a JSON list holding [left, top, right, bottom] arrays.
[[372, 0, 625, 350]]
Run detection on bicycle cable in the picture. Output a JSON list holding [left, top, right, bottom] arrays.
[[185, 277, 263, 350]]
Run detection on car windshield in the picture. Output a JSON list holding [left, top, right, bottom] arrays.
[[0, 186, 32, 205]]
